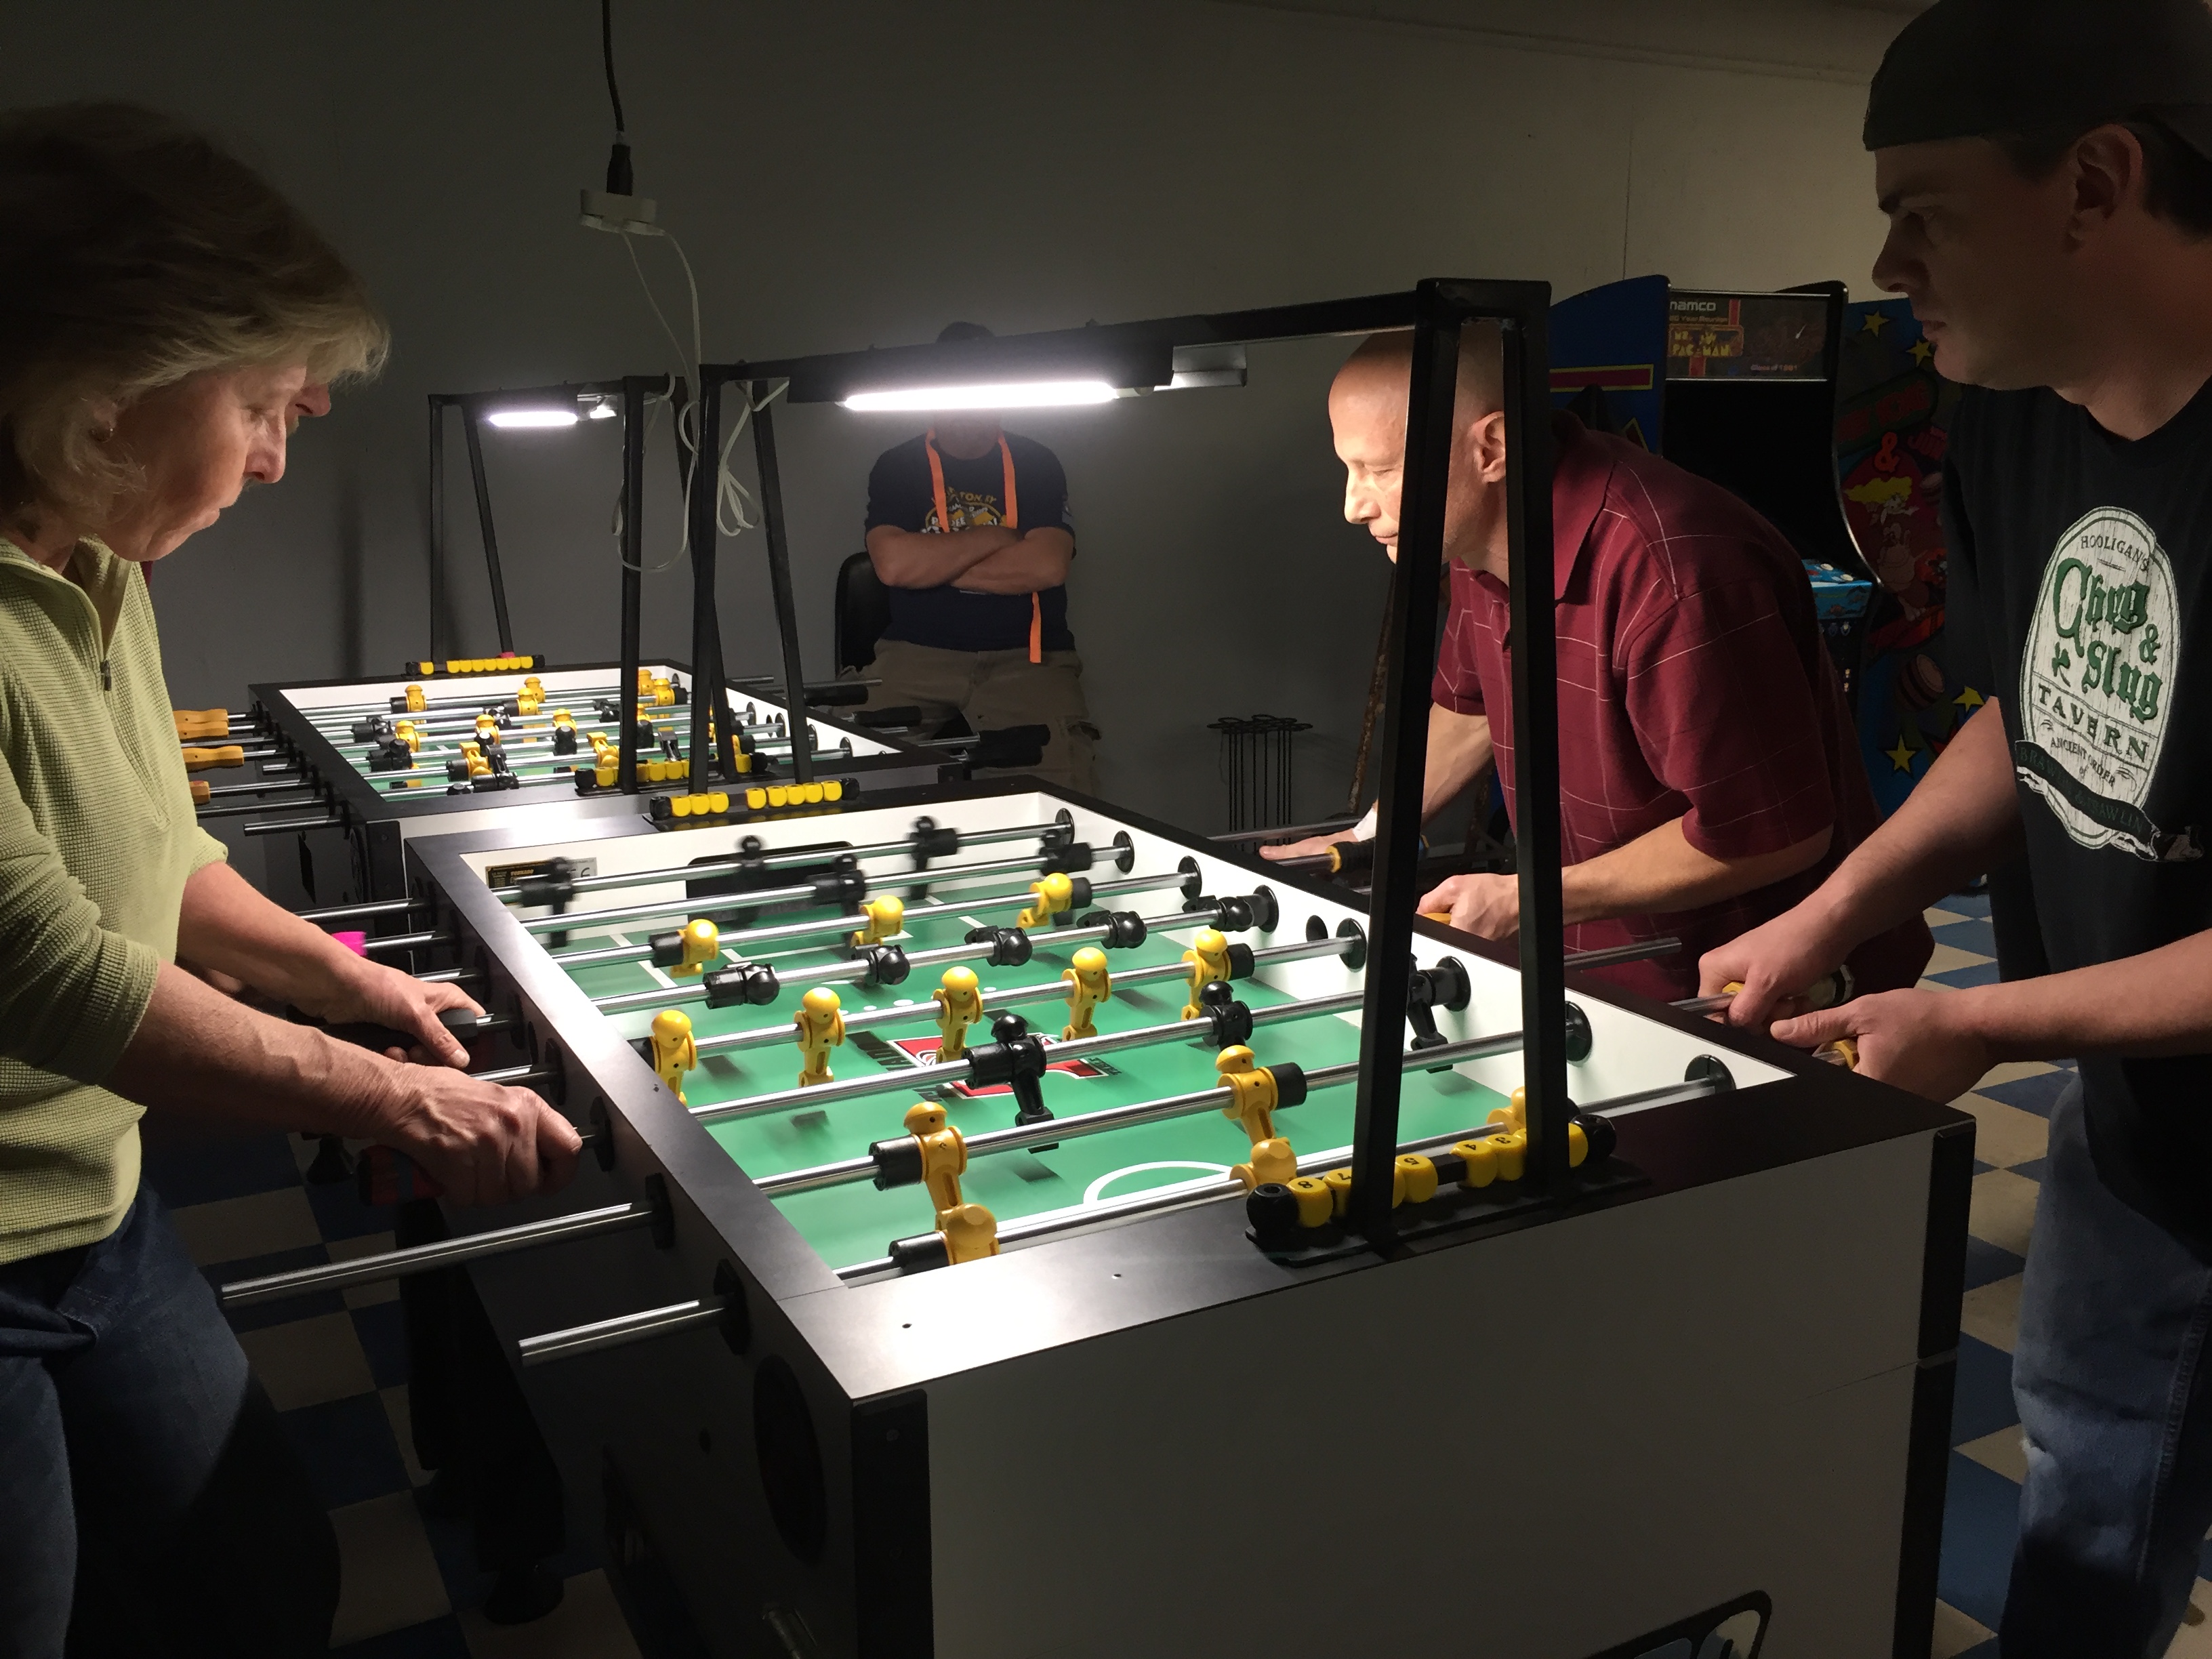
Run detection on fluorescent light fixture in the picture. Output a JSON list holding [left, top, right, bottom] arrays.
[[485, 408, 580, 429], [586, 400, 618, 419], [842, 379, 1120, 412]]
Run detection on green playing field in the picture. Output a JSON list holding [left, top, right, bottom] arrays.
[[551, 880, 1513, 1273]]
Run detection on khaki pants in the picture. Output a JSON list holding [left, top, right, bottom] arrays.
[[855, 638, 1099, 795]]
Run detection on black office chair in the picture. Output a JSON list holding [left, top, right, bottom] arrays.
[[834, 551, 893, 675]]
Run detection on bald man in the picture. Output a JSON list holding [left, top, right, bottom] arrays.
[[1268, 332, 1930, 1002]]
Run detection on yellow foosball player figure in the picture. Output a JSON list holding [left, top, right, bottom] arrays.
[[851, 895, 904, 949], [1017, 872, 1075, 929], [903, 1101, 999, 1263], [795, 986, 845, 1086], [651, 1009, 697, 1103], [1216, 1045, 1297, 1189], [667, 918, 720, 979], [933, 966, 982, 1060], [1181, 926, 1233, 1020], [1062, 947, 1111, 1039]]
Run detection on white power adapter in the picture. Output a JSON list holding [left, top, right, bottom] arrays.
[[580, 188, 662, 236]]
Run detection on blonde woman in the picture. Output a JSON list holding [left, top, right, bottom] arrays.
[[0, 105, 578, 1655]]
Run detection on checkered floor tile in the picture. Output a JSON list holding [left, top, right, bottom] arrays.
[[141, 1123, 642, 1659]]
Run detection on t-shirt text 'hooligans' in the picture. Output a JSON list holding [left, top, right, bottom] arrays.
[[1946, 376, 2212, 1255], [863, 432, 1076, 654]]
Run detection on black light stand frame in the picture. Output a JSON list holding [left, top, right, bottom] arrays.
[[427, 377, 671, 796], [696, 279, 1571, 1239]]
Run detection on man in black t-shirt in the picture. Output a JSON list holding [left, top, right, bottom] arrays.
[[853, 322, 1097, 793], [1702, 1, 2212, 1647]]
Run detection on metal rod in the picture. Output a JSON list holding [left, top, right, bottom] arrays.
[[749, 392, 815, 785], [618, 373, 655, 796], [195, 795, 323, 821], [463, 405, 516, 656], [760, 1022, 1509, 1200], [701, 927, 1351, 1059], [523, 847, 1089, 937], [834, 1071, 1719, 1282], [243, 815, 344, 836], [295, 896, 425, 923], [492, 817, 1069, 905], [693, 981, 1365, 1127], [218, 1201, 651, 1307], [1542, 934, 1678, 971], [360, 930, 450, 954], [1209, 817, 1359, 844], [518, 1297, 726, 1366]]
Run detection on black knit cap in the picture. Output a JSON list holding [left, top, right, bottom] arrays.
[[1864, 0, 2212, 160]]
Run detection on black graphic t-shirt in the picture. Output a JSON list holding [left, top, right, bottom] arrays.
[[863, 432, 1076, 653], [1946, 377, 2212, 1254]]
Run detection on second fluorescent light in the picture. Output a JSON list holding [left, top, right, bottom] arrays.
[[843, 380, 1121, 412], [485, 408, 580, 429]]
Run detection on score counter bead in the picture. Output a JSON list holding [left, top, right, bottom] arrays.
[[1288, 1175, 1333, 1229]]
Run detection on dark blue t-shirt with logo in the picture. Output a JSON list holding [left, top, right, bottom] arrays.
[[863, 432, 1076, 653], [1946, 376, 2212, 1254]]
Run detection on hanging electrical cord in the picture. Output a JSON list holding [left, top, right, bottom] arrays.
[[584, 0, 754, 574]]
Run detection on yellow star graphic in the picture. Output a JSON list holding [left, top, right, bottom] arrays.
[[1862, 310, 1891, 337], [1955, 686, 1985, 710], [1909, 338, 1935, 365], [1886, 736, 1917, 772]]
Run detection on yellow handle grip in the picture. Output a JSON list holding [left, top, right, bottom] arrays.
[[181, 745, 244, 770], [172, 708, 232, 741], [190, 779, 211, 804]]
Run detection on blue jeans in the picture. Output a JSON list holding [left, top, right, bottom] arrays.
[[0, 1189, 337, 1658], [2005, 1082, 2212, 1655]]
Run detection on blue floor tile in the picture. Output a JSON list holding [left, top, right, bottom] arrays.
[[1952, 1335, 2019, 1443], [1964, 1235, 2026, 1292], [1979, 1069, 2076, 1118], [2010, 1158, 2047, 1184], [1946, 890, 1992, 918], [206, 1247, 346, 1332], [1940, 1451, 2020, 1631], [353, 1299, 409, 1390], [1973, 1159, 1996, 1176], [1929, 960, 2003, 989], [142, 1129, 301, 1207], [331, 1616, 470, 1659], [1953, 1642, 1999, 1659], [1932, 916, 1998, 958], [280, 1393, 409, 1509]]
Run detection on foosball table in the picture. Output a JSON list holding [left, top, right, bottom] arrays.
[[226, 780, 1971, 1658], [177, 658, 954, 914]]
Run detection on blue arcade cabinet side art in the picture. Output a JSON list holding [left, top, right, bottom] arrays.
[[1833, 297, 1988, 817], [1551, 276, 1879, 703]]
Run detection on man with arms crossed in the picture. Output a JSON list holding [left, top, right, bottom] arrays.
[[1704, 2, 2212, 1646], [858, 322, 1097, 792], [1271, 331, 1928, 1003]]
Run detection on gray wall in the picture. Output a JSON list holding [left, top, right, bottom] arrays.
[[1, 0, 1900, 832]]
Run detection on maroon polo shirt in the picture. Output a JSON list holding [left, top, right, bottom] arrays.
[[1433, 413, 1931, 1002]]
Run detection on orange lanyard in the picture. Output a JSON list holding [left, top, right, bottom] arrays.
[[926, 430, 1040, 663]]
